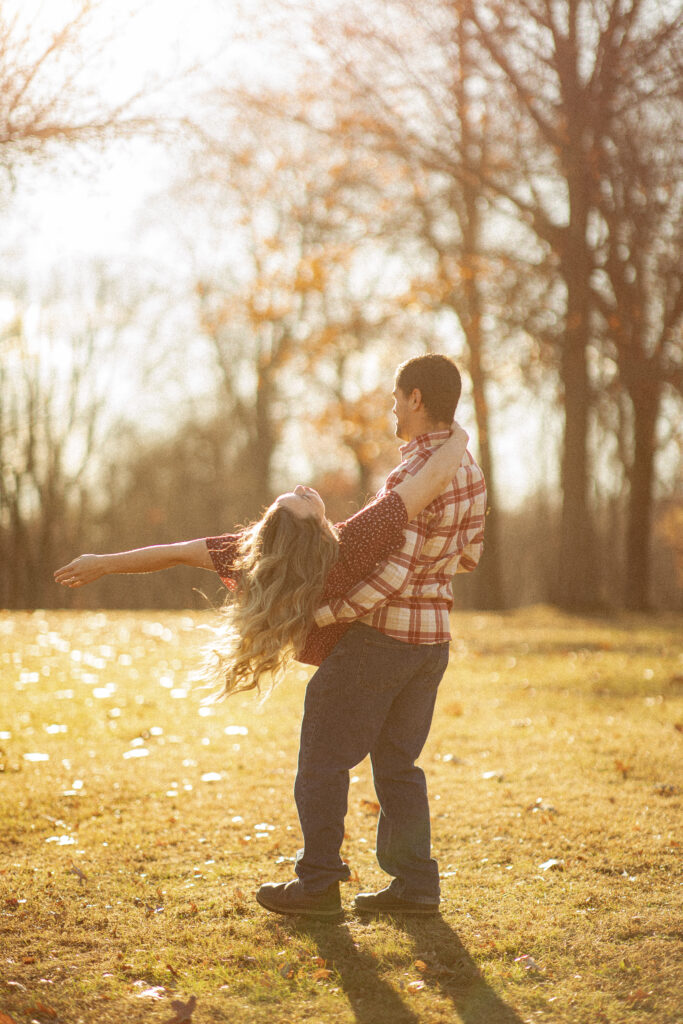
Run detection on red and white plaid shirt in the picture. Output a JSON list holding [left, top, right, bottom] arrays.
[[314, 430, 487, 644]]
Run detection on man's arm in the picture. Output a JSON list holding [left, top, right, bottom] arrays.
[[392, 424, 467, 519], [314, 517, 429, 628], [315, 455, 486, 627]]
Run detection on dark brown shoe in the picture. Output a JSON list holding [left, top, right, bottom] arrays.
[[256, 879, 343, 920], [354, 887, 439, 915]]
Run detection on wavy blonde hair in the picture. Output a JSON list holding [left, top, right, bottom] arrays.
[[205, 504, 339, 699]]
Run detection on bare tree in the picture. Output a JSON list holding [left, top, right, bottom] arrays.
[[0, 1, 169, 191], [209, 11, 512, 604], [186, 109, 423, 504], [253, 0, 682, 609], [461, 0, 682, 607], [592, 93, 682, 608], [0, 276, 146, 607]]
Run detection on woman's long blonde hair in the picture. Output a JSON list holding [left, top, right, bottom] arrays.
[[205, 504, 339, 699]]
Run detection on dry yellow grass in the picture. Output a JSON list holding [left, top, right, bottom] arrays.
[[0, 607, 681, 1024]]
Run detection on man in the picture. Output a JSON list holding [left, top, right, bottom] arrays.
[[257, 354, 487, 919]]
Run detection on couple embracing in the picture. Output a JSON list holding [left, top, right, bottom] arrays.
[[56, 353, 486, 920]]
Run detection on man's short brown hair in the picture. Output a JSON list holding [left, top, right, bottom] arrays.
[[395, 354, 462, 424]]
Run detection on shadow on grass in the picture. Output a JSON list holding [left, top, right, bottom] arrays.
[[398, 914, 525, 1024], [291, 919, 421, 1024], [290, 914, 524, 1024]]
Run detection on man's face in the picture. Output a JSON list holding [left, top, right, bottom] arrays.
[[392, 386, 412, 441]]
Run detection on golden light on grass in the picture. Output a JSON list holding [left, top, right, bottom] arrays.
[[0, 608, 681, 1023]]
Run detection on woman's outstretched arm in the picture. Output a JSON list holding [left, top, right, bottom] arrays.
[[393, 421, 469, 520], [54, 538, 215, 589]]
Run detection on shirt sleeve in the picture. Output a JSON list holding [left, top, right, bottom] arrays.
[[205, 533, 242, 590], [314, 516, 430, 627], [322, 490, 408, 600], [455, 524, 485, 573]]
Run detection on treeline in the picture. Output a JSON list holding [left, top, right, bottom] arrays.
[[1, 0, 681, 612], [2, 395, 680, 612]]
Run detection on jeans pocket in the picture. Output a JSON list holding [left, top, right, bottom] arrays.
[[354, 635, 416, 691]]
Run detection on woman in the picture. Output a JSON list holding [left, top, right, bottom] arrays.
[[55, 423, 469, 698]]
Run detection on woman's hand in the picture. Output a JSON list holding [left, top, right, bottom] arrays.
[[54, 554, 107, 588], [449, 420, 469, 448], [394, 420, 470, 520]]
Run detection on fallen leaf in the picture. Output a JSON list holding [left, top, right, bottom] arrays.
[[0, 1012, 19, 1024], [279, 962, 296, 979], [653, 782, 679, 797], [626, 988, 653, 1004], [135, 985, 166, 999], [406, 979, 425, 992], [312, 968, 332, 981], [414, 959, 429, 972], [360, 799, 380, 814], [539, 858, 564, 872], [526, 797, 559, 816], [515, 954, 542, 972], [31, 1004, 57, 1019], [67, 862, 87, 884]]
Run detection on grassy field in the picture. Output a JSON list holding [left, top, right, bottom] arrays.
[[0, 607, 681, 1024]]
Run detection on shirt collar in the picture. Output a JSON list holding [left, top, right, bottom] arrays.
[[399, 429, 451, 461]]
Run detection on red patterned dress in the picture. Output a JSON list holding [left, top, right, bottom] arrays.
[[205, 491, 407, 666]]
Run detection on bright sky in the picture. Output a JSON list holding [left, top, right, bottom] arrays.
[[7, 0, 287, 264], [3, 0, 562, 506]]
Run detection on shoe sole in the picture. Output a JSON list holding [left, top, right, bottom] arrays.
[[255, 891, 344, 920]]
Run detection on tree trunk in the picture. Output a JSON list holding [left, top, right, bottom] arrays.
[[254, 360, 278, 502], [556, 145, 598, 608], [624, 379, 659, 610], [557, 311, 594, 609], [466, 293, 503, 609], [454, 14, 503, 609]]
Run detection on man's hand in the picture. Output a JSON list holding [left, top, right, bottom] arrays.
[[54, 554, 107, 588]]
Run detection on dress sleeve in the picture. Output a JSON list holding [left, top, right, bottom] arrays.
[[322, 490, 408, 600], [205, 533, 242, 590]]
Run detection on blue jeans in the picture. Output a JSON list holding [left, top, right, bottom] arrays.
[[294, 622, 450, 900]]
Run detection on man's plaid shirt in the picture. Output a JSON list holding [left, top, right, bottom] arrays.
[[314, 430, 487, 644]]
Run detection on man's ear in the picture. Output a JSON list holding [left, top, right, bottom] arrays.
[[409, 387, 423, 410]]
